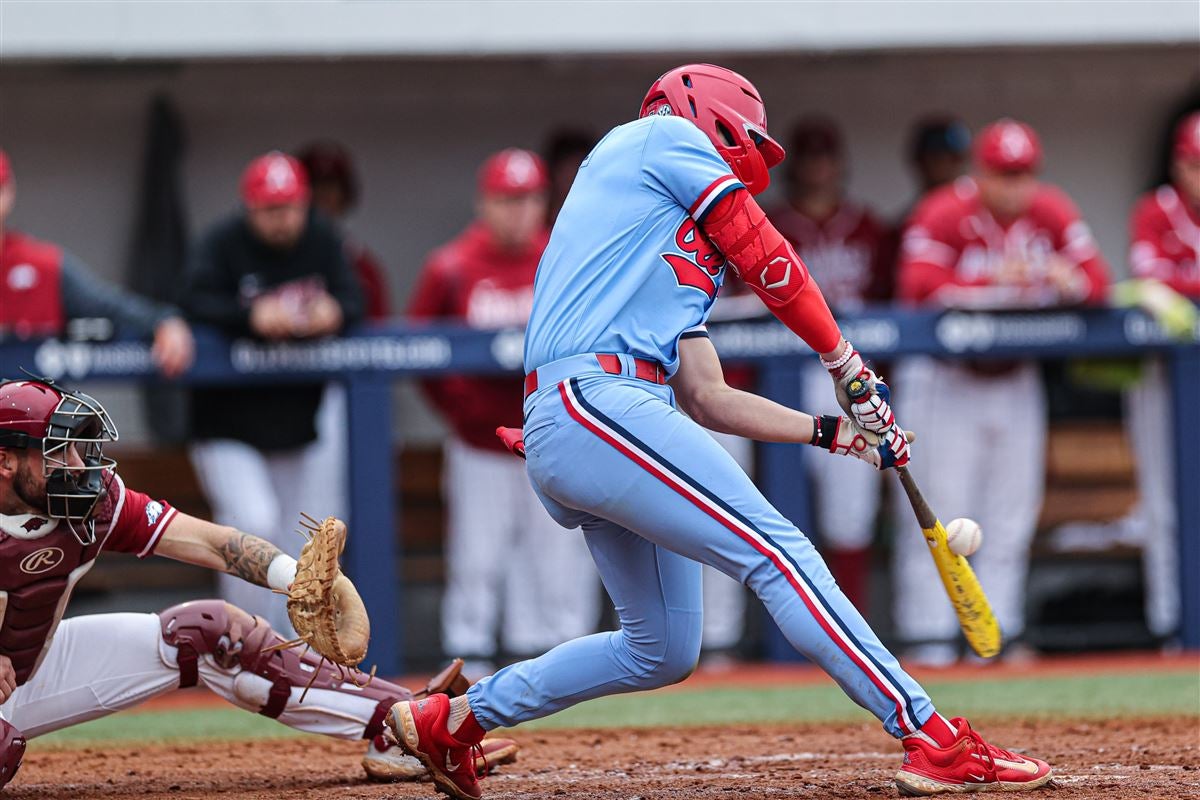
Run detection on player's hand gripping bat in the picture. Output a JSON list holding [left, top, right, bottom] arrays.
[[846, 378, 1002, 658]]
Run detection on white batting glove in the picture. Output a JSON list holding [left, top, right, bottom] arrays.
[[809, 415, 912, 471], [821, 340, 897, 437]]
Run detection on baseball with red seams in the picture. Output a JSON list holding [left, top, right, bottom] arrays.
[[945, 518, 983, 557]]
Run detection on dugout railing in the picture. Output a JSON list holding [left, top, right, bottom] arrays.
[[2, 307, 1197, 672]]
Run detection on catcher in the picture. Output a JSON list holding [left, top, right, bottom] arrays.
[[0, 377, 517, 789]]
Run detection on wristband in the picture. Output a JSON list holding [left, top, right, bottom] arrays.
[[267, 553, 298, 592], [809, 415, 840, 451]]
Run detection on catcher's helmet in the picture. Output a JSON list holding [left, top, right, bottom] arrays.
[[640, 64, 785, 195], [0, 379, 118, 545]]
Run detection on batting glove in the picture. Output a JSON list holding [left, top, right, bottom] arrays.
[[821, 341, 897, 436], [810, 415, 912, 471]]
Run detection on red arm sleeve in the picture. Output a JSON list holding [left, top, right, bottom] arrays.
[[700, 188, 842, 354]]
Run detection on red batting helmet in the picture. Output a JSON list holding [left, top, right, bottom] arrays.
[[640, 64, 785, 195], [975, 119, 1042, 173], [1173, 111, 1200, 161], [0, 379, 118, 546], [240, 151, 310, 209]]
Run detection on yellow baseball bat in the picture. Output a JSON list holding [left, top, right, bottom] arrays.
[[893, 467, 1002, 658], [846, 378, 1001, 658]]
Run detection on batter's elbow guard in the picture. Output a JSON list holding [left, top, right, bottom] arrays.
[[0, 719, 25, 789], [700, 189, 841, 354]]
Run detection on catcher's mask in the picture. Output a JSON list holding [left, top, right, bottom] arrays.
[[0, 378, 119, 546]]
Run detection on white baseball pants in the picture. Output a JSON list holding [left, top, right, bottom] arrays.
[[2, 612, 377, 740]]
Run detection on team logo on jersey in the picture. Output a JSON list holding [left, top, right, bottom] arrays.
[[145, 500, 164, 527], [20, 547, 65, 575], [661, 218, 725, 300], [6, 263, 39, 291]]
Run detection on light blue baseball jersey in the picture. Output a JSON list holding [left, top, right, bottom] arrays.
[[523, 115, 745, 377]]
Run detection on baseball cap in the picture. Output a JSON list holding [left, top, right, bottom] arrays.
[[974, 119, 1042, 173], [0, 148, 12, 188], [789, 117, 842, 158], [240, 151, 310, 209], [1173, 111, 1200, 160], [478, 149, 549, 196], [910, 116, 971, 160], [296, 141, 359, 208]]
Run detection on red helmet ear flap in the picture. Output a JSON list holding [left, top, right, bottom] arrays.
[[728, 148, 771, 195]]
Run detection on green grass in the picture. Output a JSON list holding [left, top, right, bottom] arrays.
[[37, 670, 1199, 749]]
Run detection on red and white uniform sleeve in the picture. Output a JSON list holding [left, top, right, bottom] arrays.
[[1129, 186, 1200, 299], [896, 194, 971, 304], [102, 476, 179, 558], [1038, 187, 1110, 305]]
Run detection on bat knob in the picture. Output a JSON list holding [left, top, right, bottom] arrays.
[[846, 377, 870, 401]]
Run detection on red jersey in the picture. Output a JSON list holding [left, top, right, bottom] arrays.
[[898, 177, 1110, 307], [408, 222, 549, 451], [0, 475, 177, 685], [766, 201, 889, 310], [1129, 184, 1200, 299], [1, 230, 64, 338]]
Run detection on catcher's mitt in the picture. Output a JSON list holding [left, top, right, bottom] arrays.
[[274, 514, 371, 697]]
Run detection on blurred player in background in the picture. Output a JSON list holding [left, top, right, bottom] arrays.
[[895, 119, 1111, 664], [0, 147, 194, 376], [0, 378, 516, 788], [543, 129, 596, 226], [296, 142, 389, 569], [409, 149, 599, 672], [181, 151, 363, 635], [765, 118, 890, 610], [297, 141, 391, 320], [906, 117, 972, 209], [1123, 111, 1199, 641]]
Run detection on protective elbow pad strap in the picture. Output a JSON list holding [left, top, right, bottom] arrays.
[[701, 190, 842, 354]]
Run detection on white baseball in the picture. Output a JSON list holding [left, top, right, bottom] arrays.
[[945, 517, 983, 557]]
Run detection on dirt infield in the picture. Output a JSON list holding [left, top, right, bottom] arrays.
[[12, 717, 1198, 800]]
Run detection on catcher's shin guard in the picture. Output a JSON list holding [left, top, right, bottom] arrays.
[[0, 719, 25, 789], [159, 600, 418, 739]]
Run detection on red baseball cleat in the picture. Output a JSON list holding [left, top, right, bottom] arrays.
[[387, 693, 486, 800], [363, 732, 520, 783], [895, 717, 1053, 795]]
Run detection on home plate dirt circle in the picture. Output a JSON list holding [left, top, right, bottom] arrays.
[[11, 718, 1197, 799]]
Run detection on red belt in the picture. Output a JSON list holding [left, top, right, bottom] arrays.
[[524, 354, 667, 398]]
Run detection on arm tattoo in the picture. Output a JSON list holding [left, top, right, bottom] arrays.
[[217, 532, 284, 588]]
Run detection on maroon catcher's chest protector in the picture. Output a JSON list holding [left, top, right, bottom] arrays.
[[0, 475, 171, 686]]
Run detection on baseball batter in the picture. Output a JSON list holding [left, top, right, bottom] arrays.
[[0, 378, 516, 789], [388, 64, 1053, 799], [894, 119, 1110, 664]]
